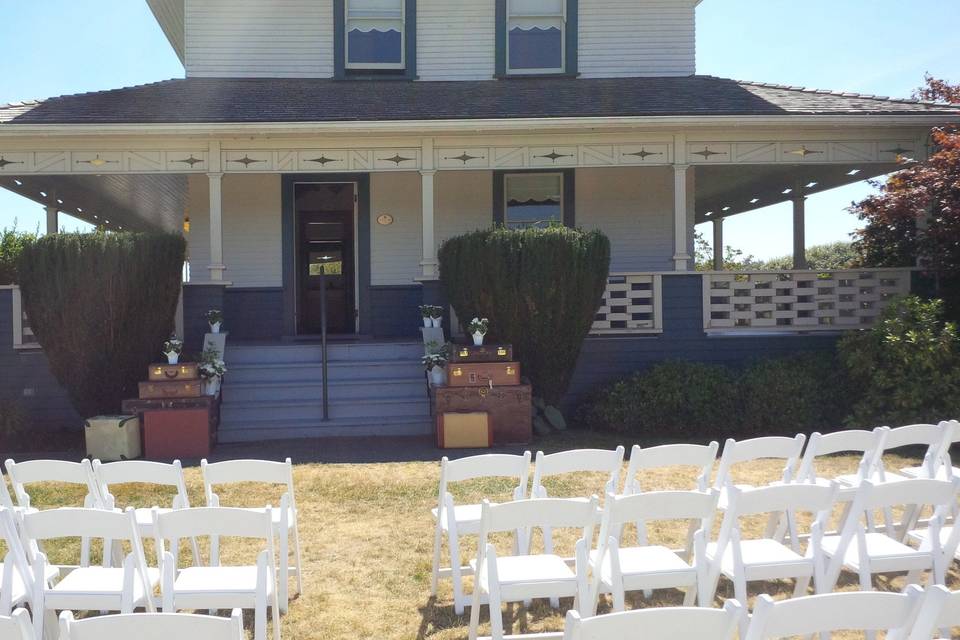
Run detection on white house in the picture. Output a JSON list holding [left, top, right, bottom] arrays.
[[1, 0, 958, 439]]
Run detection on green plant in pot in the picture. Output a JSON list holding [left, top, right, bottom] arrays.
[[422, 341, 449, 385], [206, 309, 224, 334], [468, 317, 489, 346], [198, 347, 227, 396], [162, 336, 184, 365]]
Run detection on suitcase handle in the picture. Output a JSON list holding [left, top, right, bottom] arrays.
[[164, 369, 178, 379]]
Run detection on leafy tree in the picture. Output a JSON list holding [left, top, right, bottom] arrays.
[[0, 221, 39, 284], [439, 225, 610, 405], [694, 230, 763, 271], [17, 232, 186, 418], [761, 242, 858, 271], [851, 76, 960, 311]]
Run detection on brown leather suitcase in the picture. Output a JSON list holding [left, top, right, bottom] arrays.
[[138, 380, 203, 399], [431, 385, 532, 445], [436, 412, 492, 449], [449, 344, 514, 363], [448, 361, 521, 387], [148, 363, 199, 381]]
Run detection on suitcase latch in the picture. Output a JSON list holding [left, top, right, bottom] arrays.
[[497, 347, 507, 356]]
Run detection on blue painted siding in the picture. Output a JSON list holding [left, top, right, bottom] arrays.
[[369, 285, 423, 337], [0, 289, 81, 431], [182, 284, 226, 352], [224, 288, 283, 341]]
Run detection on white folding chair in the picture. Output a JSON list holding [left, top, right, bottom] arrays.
[[563, 599, 742, 640], [821, 478, 960, 592], [59, 608, 244, 640], [906, 585, 960, 640], [0, 609, 35, 640], [901, 420, 960, 480], [431, 452, 531, 615], [201, 458, 302, 613], [743, 588, 924, 640], [19, 507, 158, 640], [1, 473, 16, 511], [713, 435, 806, 504], [854, 424, 945, 486], [704, 482, 838, 634], [589, 489, 718, 612], [153, 506, 280, 640], [4, 459, 104, 566], [623, 442, 718, 494], [468, 497, 598, 640], [0, 509, 31, 615]]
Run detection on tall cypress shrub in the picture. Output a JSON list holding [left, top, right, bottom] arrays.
[[439, 226, 610, 405], [17, 232, 186, 418]]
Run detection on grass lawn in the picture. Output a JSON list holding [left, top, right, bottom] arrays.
[[3, 431, 956, 639]]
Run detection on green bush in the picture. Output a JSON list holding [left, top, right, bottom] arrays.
[[839, 295, 960, 426], [439, 225, 610, 404], [0, 222, 38, 284], [577, 361, 738, 440], [17, 232, 186, 418], [0, 396, 28, 444]]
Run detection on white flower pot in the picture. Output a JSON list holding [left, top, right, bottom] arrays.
[[422, 317, 432, 328], [204, 376, 221, 396], [472, 332, 485, 346], [209, 322, 221, 334], [431, 317, 442, 328], [429, 366, 445, 385], [165, 352, 179, 365]]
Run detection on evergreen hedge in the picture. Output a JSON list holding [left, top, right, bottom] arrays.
[[17, 232, 186, 418], [439, 226, 610, 404]]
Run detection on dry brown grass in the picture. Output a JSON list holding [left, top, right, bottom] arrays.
[[3, 435, 958, 639]]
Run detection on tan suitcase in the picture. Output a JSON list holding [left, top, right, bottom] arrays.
[[436, 412, 492, 449], [84, 415, 141, 461], [148, 363, 199, 381], [448, 362, 521, 387], [139, 380, 203, 399]]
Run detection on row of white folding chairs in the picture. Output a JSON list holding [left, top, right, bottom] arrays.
[[1, 607, 245, 640], [464, 476, 960, 640], [1, 456, 303, 612], [0, 503, 281, 640]]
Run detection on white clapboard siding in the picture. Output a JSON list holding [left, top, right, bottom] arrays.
[[417, 0, 496, 81], [184, 0, 334, 78], [371, 172, 423, 286], [578, 0, 697, 77], [186, 174, 211, 280], [436, 171, 494, 244], [576, 167, 676, 272]]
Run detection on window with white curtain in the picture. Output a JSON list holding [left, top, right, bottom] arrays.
[[507, 0, 565, 74], [504, 173, 563, 228], [346, 0, 404, 69]]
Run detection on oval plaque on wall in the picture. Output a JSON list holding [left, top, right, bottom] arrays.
[[377, 214, 394, 226]]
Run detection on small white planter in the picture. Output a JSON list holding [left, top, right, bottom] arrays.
[[431, 316, 442, 328], [204, 376, 221, 396], [429, 366, 446, 386], [209, 322, 222, 334], [422, 317, 432, 328], [472, 332, 485, 346], [164, 352, 180, 365]]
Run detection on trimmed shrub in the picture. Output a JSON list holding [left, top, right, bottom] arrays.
[[17, 232, 186, 418], [0, 222, 38, 284], [0, 396, 28, 445], [577, 361, 738, 441], [839, 295, 960, 426], [439, 226, 610, 404]]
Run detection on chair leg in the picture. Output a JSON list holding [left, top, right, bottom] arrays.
[[279, 525, 290, 613], [682, 585, 696, 606], [793, 574, 811, 598], [449, 529, 465, 615], [256, 589, 268, 640], [733, 574, 749, 638], [488, 585, 504, 640], [292, 521, 304, 595], [431, 522, 443, 597], [611, 578, 626, 612]]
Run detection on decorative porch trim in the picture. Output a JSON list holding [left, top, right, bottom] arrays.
[[685, 140, 926, 165], [590, 273, 663, 335]]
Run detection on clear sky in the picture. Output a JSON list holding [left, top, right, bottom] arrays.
[[1, 0, 958, 259]]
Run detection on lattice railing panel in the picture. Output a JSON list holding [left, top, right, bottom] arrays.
[[591, 273, 662, 334], [703, 269, 912, 331]]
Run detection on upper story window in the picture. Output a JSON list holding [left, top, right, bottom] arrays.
[[346, 0, 405, 69], [507, 0, 565, 74]]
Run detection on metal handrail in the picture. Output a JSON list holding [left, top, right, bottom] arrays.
[[319, 265, 329, 421]]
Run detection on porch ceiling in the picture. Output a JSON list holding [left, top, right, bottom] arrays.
[[0, 173, 187, 233], [694, 162, 899, 223]]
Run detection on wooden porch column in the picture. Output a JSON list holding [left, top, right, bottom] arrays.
[[672, 164, 692, 270], [44, 205, 59, 235], [419, 137, 438, 279], [207, 171, 226, 281], [712, 217, 724, 271], [792, 179, 807, 270]]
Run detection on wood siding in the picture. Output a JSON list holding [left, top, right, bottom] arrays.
[[184, 0, 334, 78], [370, 172, 422, 286], [417, 0, 496, 81], [436, 171, 494, 243], [578, 0, 696, 78]]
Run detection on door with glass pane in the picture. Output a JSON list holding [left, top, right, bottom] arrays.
[[295, 183, 357, 334]]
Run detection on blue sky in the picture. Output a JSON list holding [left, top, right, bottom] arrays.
[[1, 0, 958, 259]]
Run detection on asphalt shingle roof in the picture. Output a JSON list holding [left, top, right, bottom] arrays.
[[1, 75, 957, 125]]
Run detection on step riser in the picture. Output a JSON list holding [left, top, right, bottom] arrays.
[[221, 402, 430, 422], [221, 381, 426, 402], [226, 343, 423, 365], [218, 421, 433, 442], [226, 363, 424, 384]]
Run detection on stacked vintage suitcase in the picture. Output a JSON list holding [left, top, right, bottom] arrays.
[[431, 343, 532, 447]]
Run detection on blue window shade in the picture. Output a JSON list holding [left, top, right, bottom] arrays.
[[506, 201, 561, 229], [348, 29, 402, 64], [508, 26, 562, 70]]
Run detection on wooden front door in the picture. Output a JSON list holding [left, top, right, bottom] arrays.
[[295, 183, 357, 334]]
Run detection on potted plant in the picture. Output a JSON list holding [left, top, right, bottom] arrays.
[[468, 317, 489, 346], [199, 348, 228, 396], [419, 305, 433, 328], [162, 336, 183, 365], [429, 305, 444, 328], [206, 309, 224, 334], [422, 341, 448, 385]]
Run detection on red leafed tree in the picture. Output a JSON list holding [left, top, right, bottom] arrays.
[[851, 76, 960, 312]]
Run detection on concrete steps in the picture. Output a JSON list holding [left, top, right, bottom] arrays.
[[218, 341, 432, 442]]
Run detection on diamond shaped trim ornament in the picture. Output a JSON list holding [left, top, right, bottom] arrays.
[[382, 154, 414, 165], [785, 145, 823, 158], [444, 152, 484, 165], [692, 147, 726, 159], [624, 147, 663, 160], [882, 146, 913, 156], [173, 155, 204, 167], [233, 155, 264, 167], [534, 149, 574, 163], [307, 155, 340, 166], [0, 155, 24, 170], [76, 154, 118, 167]]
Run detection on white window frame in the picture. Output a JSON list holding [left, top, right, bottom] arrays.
[[506, 0, 566, 75], [345, 0, 406, 71], [503, 172, 564, 229]]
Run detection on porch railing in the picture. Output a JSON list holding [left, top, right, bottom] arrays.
[[7, 285, 39, 349], [591, 273, 662, 335], [701, 268, 913, 332]]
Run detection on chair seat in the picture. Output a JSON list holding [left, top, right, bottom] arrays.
[[431, 504, 482, 534], [835, 472, 909, 487], [45, 566, 159, 609], [235, 507, 295, 530], [821, 533, 931, 572], [706, 539, 812, 580], [901, 465, 960, 480], [590, 546, 695, 589], [907, 525, 960, 557], [171, 565, 274, 609], [472, 554, 575, 588]]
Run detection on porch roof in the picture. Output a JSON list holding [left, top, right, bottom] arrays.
[[1, 76, 957, 126]]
